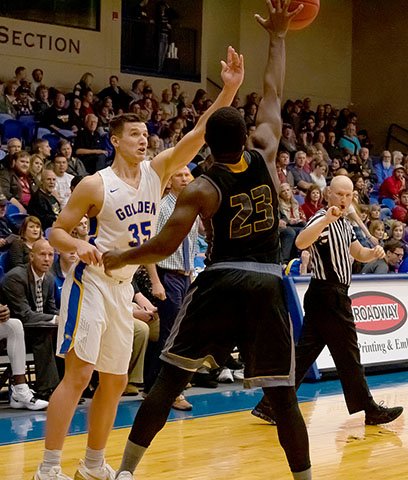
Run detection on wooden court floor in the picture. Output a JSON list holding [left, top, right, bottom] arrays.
[[1, 383, 408, 479]]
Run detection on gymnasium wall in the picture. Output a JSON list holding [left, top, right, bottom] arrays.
[[352, 0, 408, 153]]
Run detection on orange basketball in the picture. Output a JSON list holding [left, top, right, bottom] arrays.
[[288, 0, 320, 30]]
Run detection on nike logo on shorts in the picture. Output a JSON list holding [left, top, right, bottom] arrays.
[[110, 188, 119, 193]]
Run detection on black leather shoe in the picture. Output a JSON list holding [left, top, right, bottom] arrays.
[[191, 372, 218, 389], [365, 402, 403, 425], [251, 396, 276, 425]]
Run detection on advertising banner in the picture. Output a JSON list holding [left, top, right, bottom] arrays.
[[292, 275, 408, 371]]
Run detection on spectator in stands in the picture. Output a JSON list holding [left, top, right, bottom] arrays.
[[1, 138, 22, 168], [143, 166, 198, 412], [73, 114, 108, 174], [0, 151, 33, 212], [97, 75, 131, 113], [128, 79, 144, 103], [276, 150, 294, 185], [368, 203, 381, 227], [14, 66, 27, 85], [368, 219, 386, 246], [1, 239, 60, 399], [279, 183, 306, 231], [7, 216, 42, 272], [288, 150, 313, 193], [42, 92, 75, 139], [80, 88, 95, 119], [324, 131, 340, 161], [170, 82, 181, 106], [57, 139, 87, 177], [0, 304, 49, 410], [159, 88, 177, 120], [138, 97, 154, 123], [146, 109, 164, 136], [353, 173, 370, 205], [191, 88, 207, 120], [31, 139, 51, 165], [146, 134, 164, 161], [361, 239, 404, 274], [0, 81, 18, 117], [13, 86, 33, 117], [392, 150, 404, 167], [300, 96, 315, 123], [53, 155, 74, 209], [71, 215, 88, 241], [300, 184, 323, 221], [51, 250, 78, 309], [359, 147, 377, 184], [0, 195, 18, 251], [244, 102, 257, 128], [388, 221, 408, 256], [310, 160, 328, 191], [67, 96, 84, 133], [279, 123, 297, 155], [96, 104, 113, 137], [32, 85, 51, 123], [379, 165, 406, 203], [27, 169, 61, 231], [73, 72, 94, 99], [125, 287, 158, 396], [338, 123, 361, 155], [374, 150, 393, 186], [31, 68, 44, 95], [392, 190, 408, 223]]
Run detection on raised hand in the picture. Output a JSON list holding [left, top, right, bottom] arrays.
[[255, 0, 304, 38], [325, 205, 342, 224], [220, 46, 244, 90]]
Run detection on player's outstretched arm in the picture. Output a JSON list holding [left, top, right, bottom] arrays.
[[103, 181, 212, 275], [251, 1, 303, 176], [151, 46, 244, 189]]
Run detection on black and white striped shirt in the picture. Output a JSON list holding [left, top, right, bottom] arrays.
[[307, 209, 357, 286]]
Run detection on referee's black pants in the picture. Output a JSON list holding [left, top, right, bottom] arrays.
[[295, 278, 374, 414]]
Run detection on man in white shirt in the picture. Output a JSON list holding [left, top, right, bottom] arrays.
[[53, 155, 74, 209]]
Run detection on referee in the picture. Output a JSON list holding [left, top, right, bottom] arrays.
[[253, 175, 403, 426]]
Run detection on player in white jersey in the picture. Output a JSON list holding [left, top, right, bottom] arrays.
[[33, 46, 244, 480]]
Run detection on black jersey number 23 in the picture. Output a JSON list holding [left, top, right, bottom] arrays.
[[229, 185, 274, 239]]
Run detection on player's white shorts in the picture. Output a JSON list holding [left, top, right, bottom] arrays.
[[57, 262, 135, 375]]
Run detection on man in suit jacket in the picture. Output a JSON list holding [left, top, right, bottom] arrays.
[[1, 238, 60, 398]]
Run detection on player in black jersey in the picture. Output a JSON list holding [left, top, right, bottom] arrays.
[[104, 2, 311, 479]]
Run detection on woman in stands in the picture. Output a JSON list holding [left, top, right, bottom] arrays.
[[29, 154, 44, 188], [300, 184, 323, 221], [7, 215, 42, 271], [67, 96, 84, 133], [310, 160, 328, 192], [279, 183, 306, 230], [73, 72, 94, 99], [32, 86, 51, 123], [388, 220, 408, 257]]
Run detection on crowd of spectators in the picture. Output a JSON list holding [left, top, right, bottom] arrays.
[[0, 64, 408, 410]]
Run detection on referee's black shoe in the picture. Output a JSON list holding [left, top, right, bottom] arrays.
[[365, 402, 403, 425], [251, 396, 276, 425]]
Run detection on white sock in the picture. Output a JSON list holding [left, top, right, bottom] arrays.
[[40, 449, 62, 473], [84, 446, 105, 470], [293, 467, 312, 480]]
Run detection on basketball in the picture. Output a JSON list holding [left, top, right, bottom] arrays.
[[288, 0, 320, 30]]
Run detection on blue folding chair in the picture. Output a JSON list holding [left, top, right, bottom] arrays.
[[18, 115, 38, 145], [5, 202, 19, 217], [8, 212, 28, 230], [2, 120, 24, 144], [0, 251, 9, 279]]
